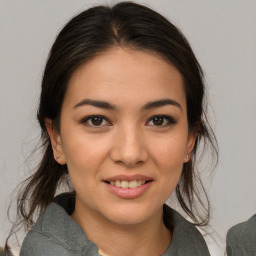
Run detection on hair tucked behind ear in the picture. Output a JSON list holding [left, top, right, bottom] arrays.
[[5, 1, 218, 250]]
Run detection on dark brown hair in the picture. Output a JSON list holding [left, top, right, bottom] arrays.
[[6, 1, 218, 250]]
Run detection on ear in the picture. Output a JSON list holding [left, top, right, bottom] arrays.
[[184, 123, 199, 163], [45, 118, 66, 165]]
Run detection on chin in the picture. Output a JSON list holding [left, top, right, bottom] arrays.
[[100, 202, 158, 226]]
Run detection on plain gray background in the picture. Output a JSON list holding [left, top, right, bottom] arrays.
[[1, 0, 256, 255]]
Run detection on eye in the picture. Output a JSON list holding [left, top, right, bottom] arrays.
[[81, 115, 111, 127], [147, 115, 176, 127]]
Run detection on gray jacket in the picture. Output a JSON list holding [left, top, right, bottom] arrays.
[[20, 193, 210, 256], [226, 214, 256, 256]]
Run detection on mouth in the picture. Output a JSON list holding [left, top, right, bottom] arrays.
[[104, 179, 153, 189], [103, 175, 153, 199]]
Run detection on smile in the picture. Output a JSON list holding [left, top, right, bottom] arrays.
[[103, 175, 153, 198], [104, 180, 151, 189]]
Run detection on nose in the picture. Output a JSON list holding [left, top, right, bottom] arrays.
[[110, 125, 148, 168]]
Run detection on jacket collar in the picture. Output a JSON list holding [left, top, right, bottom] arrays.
[[40, 193, 98, 254], [38, 193, 208, 255]]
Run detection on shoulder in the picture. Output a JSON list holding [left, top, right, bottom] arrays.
[[20, 230, 91, 256], [226, 214, 256, 256], [20, 199, 98, 256], [163, 205, 210, 256], [20, 229, 64, 256], [20, 202, 72, 256]]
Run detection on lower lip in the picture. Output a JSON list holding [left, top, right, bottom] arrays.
[[104, 181, 152, 199]]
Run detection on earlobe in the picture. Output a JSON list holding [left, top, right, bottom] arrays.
[[184, 124, 199, 163], [184, 134, 196, 163], [45, 118, 66, 165]]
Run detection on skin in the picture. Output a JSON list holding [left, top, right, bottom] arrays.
[[46, 47, 197, 256]]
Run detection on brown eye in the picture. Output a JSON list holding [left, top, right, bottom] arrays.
[[90, 116, 104, 126], [152, 116, 164, 126], [81, 115, 111, 127], [147, 115, 177, 127]]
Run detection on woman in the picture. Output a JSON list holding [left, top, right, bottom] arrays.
[[5, 2, 217, 255]]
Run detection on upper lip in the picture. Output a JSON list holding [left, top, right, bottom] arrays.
[[104, 174, 153, 182]]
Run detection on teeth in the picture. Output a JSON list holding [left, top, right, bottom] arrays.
[[121, 180, 129, 189], [129, 180, 137, 189], [137, 180, 142, 186], [115, 180, 121, 187], [108, 180, 149, 189]]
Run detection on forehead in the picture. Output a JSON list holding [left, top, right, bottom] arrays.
[[64, 47, 186, 109]]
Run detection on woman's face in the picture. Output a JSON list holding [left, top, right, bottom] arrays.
[[49, 47, 196, 225]]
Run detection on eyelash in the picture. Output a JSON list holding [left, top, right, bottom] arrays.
[[81, 115, 111, 127], [80, 115, 177, 128], [147, 115, 177, 127]]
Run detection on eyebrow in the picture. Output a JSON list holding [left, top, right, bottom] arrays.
[[142, 99, 182, 111], [74, 99, 117, 110], [74, 98, 182, 111]]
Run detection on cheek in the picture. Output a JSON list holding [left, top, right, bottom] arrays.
[[149, 133, 188, 168], [61, 131, 111, 175]]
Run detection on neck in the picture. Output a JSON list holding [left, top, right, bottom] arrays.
[[71, 203, 172, 256]]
